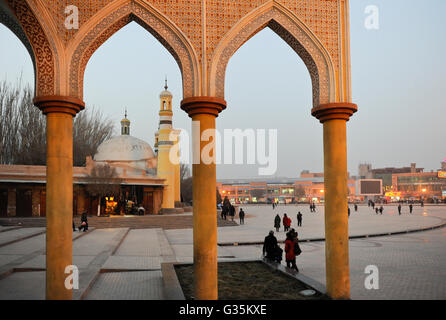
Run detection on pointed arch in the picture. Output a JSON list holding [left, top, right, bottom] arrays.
[[68, 0, 199, 100], [1, 0, 55, 96], [208, 1, 336, 107]]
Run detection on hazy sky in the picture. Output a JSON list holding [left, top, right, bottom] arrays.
[[0, 0, 445, 179]]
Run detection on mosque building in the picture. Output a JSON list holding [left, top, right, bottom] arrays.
[[0, 82, 182, 217]]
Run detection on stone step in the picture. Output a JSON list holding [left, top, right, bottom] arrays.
[[0, 214, 238, 230]]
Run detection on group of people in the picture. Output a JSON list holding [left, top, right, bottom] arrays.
[[398, 203, 414, 215], [221, 202, 236, 221], [221, 200, 246, 225], [274, 212, 303, 232], [365, 201, 418, 216], [263, 228, 301, 272], [309, 203, 317, 212]]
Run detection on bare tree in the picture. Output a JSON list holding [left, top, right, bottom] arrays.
[[181, 176, 193, 204], [0, 79, 45, 164], [73, 107, 115, 166], [0, 79, 115, 166], [85, 164, 123, 199], [180, 163, 190, 183]]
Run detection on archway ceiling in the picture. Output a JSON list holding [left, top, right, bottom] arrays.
[[39, 0, 340, 70]]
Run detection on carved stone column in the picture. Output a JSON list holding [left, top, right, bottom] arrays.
[[312, 102, 357, 299], [181, 97, 226, 300], [34, 95, 85, 300]]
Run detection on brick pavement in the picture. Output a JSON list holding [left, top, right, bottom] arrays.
[[0, 205, 445, 299]]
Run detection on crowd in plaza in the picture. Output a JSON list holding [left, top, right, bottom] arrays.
[[260, 199, 429, 273]]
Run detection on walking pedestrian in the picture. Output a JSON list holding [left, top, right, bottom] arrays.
[[274, 214, 281, 232], [398, 204, 402, 215], [348, 207, 351, 217], [239, 208, 245, 225], [297, 212, 303, 227], [229, 204, 235, 221], [283, 214, 291, 232], [379, 206, 383, 215], [375, 207, 379, 215], [285, 230, 300, 272], [354, 204, 358, 212], [409, 204, 413, 214]]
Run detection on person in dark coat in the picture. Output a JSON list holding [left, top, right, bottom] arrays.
[[229, 205, 235, 221], [348, 207, 351, 217], [375, 207, 379, 215], [274, 214, 281, 232], [239, 208, 245, 225], [297, 212, 303, 227], [398, 204, 402, 215], [79, 212, 88, 232], [263, 231, 282, 263], [409, 204, 413, 214], [354, 204, 358, 212], [379, 206, 384, 215]]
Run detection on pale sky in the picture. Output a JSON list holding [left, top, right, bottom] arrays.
[[0, 0, 445, 179]]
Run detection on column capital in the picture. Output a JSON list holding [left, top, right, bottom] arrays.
[[180, 96, 226, 118], [311, 102, 358, 123], [33, 95, 85, 117]]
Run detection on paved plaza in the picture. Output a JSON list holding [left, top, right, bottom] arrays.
[[0, 205, 445, 300]]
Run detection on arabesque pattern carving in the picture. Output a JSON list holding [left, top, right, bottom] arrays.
[[206, 0, 339, 70], [69, 1, 196, 99], [5, 0, 54, 96], [211, 6, 332, 106], [43, 0, 113, 45], [4, 0, 347, 105]]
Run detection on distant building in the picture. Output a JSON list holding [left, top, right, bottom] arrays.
[[392, 163, 446, 201], [358, 163, 424, 193], [217, 171, 356, 204]]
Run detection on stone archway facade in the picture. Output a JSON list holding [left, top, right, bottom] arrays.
[[1, 0, 357, 301]]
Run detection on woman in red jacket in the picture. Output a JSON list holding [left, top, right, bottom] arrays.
[[284, 230, 299, 272], [282, 213, 291, 232]]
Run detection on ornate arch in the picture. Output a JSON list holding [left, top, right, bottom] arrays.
[[1, 0, 55, 96], [68, 0, 199, 99], [208, 1, 336, 107]]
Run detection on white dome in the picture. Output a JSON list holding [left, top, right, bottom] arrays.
[[94, 135, 155, 162]]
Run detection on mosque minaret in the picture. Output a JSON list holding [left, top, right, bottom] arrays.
[[155, 79, 181, 209]]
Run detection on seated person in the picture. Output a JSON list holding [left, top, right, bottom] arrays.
[[78, 212, 88, 232], [263, 231, 282, 263], [137, 205, 145, 216]]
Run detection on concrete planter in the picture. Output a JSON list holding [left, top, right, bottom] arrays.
[[161, 259, 327, 300]]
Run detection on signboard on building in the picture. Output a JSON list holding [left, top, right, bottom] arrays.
[[358, 179, 383, 196], [442, 190, 446, 197], [385, 191, 401, 197], [438, 171, 446, 178]]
